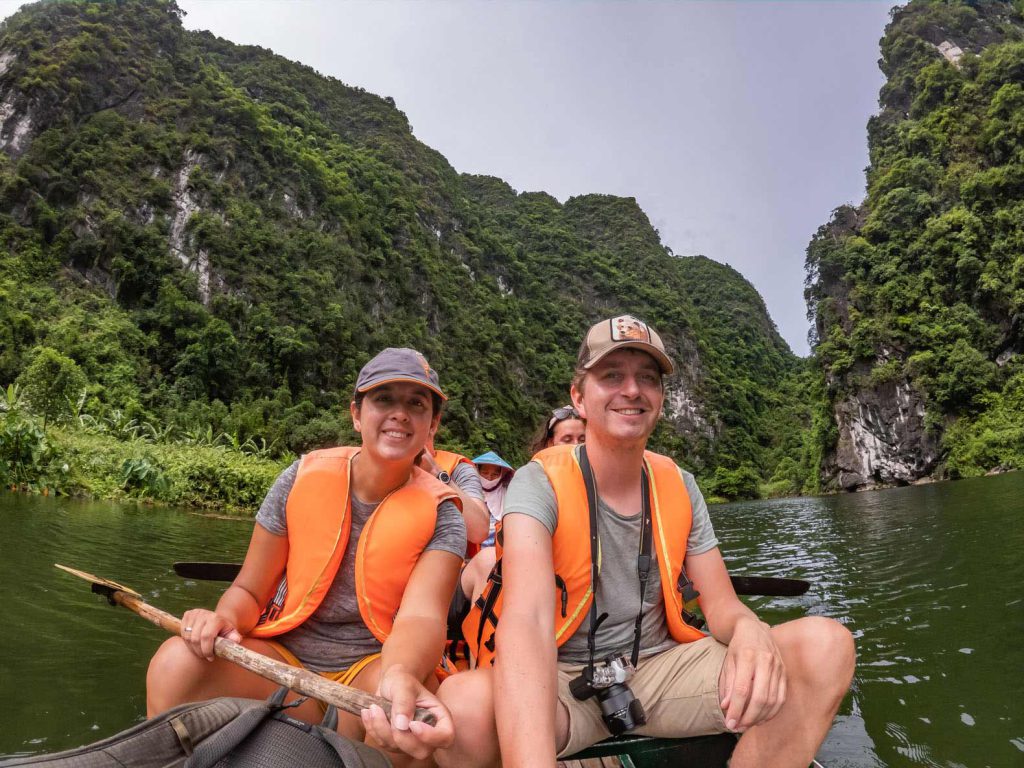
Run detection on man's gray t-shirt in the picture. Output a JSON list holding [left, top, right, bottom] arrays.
[[503, 457, 717, 664], [254, 460, 466, 671]]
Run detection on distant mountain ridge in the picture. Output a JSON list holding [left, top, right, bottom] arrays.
[[0, 0, 804, 493]]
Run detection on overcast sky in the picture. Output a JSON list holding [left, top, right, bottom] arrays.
[[1, 0, 896, 355]]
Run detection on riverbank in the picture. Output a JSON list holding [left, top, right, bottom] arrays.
[[4, 392, 1016, 514], [1, 413, 287, 516]]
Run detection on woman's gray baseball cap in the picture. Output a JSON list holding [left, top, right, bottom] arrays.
[[355, 347, 447, 400]]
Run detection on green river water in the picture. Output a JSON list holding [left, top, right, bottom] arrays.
[[1, 472, 1021, 766]]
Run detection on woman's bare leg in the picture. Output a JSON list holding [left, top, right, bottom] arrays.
[[145, 636, 323, 723]]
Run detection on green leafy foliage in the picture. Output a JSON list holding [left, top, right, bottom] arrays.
[[703, 464, 762, 502], [0, 384, 69, 492], [944, 370, 1024, 476], [119, 455, 169, 498], [806, 0, 1024, 478], [0, 0, 808, 507], [16, 346, 88, 427]]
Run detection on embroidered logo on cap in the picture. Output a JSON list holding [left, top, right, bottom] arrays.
[[611, 315, 651, 342], [416, 352, 432, 378]]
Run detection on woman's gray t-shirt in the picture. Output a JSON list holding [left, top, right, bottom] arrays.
[[502, 458, 717, 664], [254, 461, 466, 671]]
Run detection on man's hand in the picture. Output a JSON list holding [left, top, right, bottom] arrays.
[[361, 665, 454, 760], [719, 616, 787, 732]]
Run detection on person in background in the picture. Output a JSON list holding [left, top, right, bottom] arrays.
[[529, 404, 586, 455], [419, 430, 490, 548], [146, 348, 465, 765], [435, 316, 855, 768], [471, 451, 515, 548], [453, 451, 515, 615]]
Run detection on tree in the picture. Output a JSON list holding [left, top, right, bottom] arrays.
[[706, 464, 762, 501], [16, 347, 88, 427]]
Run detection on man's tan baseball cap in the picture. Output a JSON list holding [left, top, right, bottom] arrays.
[[578, 315, 674, 375]]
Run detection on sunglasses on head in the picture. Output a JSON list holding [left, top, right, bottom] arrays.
[[547, 405, 581, 432]]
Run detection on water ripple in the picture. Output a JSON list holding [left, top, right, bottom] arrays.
[[3, 473, 1023, 765], [711, 472, 1024, 767]]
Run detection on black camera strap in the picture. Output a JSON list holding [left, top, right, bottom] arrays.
[[579, 444, 604, 681], [578, 445, 653, 676], [633, 465, 653, 668]]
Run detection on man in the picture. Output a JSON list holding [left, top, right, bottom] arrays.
[[436, 315, 855, 768], [419, 426, 490, 546]]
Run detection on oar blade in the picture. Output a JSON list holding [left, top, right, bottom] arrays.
[[173, 561, 242, 581], [55, 563, 141, 597], [730, 575, 810, 597]]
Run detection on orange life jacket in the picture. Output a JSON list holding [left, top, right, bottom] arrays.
[[434, 449, 473, 476], [434, 449, 482, 557], [463, 444, 706, 667], [250, 446, 460, 642]]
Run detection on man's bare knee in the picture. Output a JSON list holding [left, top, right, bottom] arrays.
[[781, 617, 856, 699], [436, 671, 499, 768]]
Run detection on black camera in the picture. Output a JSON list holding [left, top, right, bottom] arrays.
[[569, 655, 647, 735]]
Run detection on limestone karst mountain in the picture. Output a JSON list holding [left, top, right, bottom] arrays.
[[805, 0, 1024, 489], [0, 0, 804, 495]]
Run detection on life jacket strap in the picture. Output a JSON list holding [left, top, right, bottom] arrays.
[[257, 576, 289, 625]]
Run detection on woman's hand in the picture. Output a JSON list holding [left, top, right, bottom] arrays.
[[179, 608, 243, 662], [361, 665, 454, 760]]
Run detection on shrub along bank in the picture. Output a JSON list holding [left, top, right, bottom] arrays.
[[1, 386, 287, 515]]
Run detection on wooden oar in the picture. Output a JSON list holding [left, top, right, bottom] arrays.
[[54, 564, 436, 725], [173, 561, 811, 597]]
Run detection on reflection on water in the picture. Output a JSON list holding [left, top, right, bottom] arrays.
[[0, 493, 251, 756], [711, 472, 1024, 768], [1, 472, 1022, 766]]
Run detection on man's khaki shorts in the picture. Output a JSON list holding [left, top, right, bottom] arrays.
[[556, 636, 729, 757]]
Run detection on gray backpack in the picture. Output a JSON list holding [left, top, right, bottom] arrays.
[[0, 688, 391, 768]]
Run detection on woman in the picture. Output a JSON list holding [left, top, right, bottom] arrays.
[[453, 451, 514, 614], [471, 450, 514, 548], [528, 404, 586, 455], [146, 348, 465, 763], [458, 409, 586, 607]]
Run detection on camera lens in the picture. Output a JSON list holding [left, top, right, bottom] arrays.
[[627, 698, 647, 728], [597, 684, 646, 735]]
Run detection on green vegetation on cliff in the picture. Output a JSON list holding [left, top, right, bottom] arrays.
[[0, 0, 804, 507], [805, 0, 1024, 482]]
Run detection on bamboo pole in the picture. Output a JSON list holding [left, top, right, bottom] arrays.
[[55, 564, 435, 725]]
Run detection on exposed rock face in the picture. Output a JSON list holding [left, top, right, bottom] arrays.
[[828, 377, 940, 491], [663, 335, 717, 442], [665, 382, 716, 441], [936, 40, 964, 67], [0, 89, 33, 156], [169, 149, 212, 304]]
